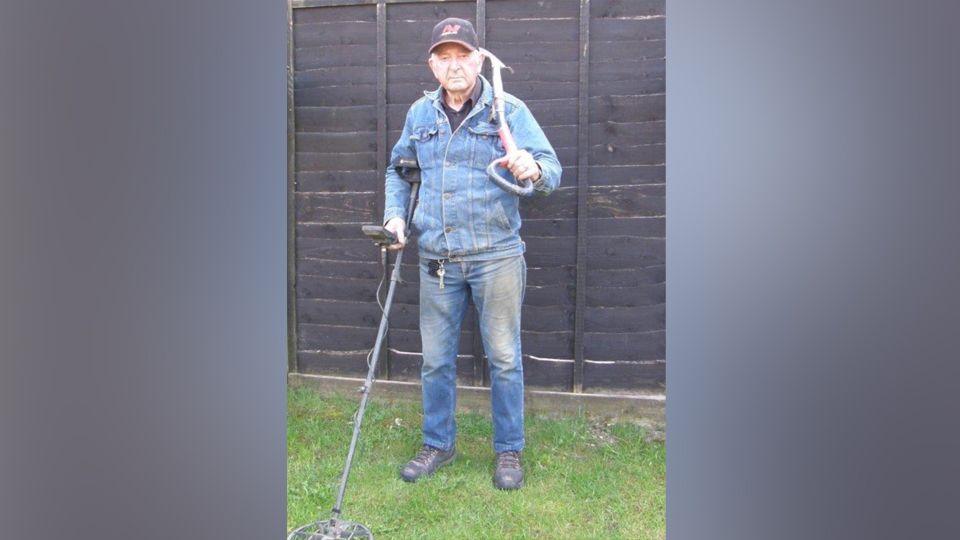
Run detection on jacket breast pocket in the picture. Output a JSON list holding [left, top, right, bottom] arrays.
[[467, 123, 504, 167], [409, 125, 439, 167]]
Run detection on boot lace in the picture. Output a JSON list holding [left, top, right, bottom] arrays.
[[496, 450, 521, 470], [412, 444, 441, 466]]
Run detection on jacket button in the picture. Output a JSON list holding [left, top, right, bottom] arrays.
[[443, 192, 452, 200], [444, 226, 454, 233]]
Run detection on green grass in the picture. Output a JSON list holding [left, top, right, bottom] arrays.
[[287, 386, 665, 539]]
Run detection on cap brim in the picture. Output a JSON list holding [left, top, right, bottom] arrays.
[[428, 39, 478, 54]]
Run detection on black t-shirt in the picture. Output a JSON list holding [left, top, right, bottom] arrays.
[[441, 78, 484, 133]]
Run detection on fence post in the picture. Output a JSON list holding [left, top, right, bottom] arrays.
[[376, 0, 390, 379], [573, 0, 591, 393], [286, 0, 299, 374], [472, 0, 489, 388]]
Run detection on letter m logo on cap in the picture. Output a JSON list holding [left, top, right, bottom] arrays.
[[441, 24, 461, 36]]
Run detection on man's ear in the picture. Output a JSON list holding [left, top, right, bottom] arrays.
[[469, 51, 482, 69]]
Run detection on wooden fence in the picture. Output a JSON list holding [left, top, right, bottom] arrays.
[[288, 0, 665, 394]]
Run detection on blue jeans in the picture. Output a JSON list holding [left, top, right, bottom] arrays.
[[419, 254, 526, 453]]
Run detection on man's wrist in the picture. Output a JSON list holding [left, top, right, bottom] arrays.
[[532, 162, 545, 186]]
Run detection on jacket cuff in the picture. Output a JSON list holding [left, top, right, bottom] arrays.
[[532, 161, 547, 191], [383, 207, 406, 226]]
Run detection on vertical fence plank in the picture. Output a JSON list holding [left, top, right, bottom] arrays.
[[287, 1, 299, 374], [377, 0, 390, 379], [476, 0, 486, 49], [573, 0, 591, 392], [473, 0, 488, 388]]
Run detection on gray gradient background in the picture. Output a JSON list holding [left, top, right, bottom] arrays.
[[1, 1, 958, 539], [668, 1, 960, 539], [1, 1, 288, 539]]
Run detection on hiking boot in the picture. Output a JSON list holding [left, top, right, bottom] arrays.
[[400, 444, 455, 482], [493, 450, 524, 490]]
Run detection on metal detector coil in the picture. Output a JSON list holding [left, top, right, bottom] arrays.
[[287, 518, 372, 540]]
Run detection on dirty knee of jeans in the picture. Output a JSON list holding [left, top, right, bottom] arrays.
[[486, 348, 521, 372], [421, 365, 457, 387]]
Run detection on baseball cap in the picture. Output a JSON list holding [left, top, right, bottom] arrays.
[[428, 17, 478, 55]]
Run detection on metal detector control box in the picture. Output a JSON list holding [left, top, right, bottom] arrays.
[[361, 225, 397, 246]]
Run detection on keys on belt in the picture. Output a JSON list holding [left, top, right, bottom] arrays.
[[427, 259, 447, 289]]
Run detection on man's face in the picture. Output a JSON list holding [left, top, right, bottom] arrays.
[[428, 43, 482, 94]]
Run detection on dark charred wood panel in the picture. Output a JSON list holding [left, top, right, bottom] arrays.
[[293, 4, 376, 24], [562, 164, 665, 186], [592, 0, 663, 18], [591, 17, 665, 42], [591, 40, 665, 63], [518, 186, 666, 220], [584, 331, 665, 362], [297, 350, 371, 377], [295, 192, 377, 222], [486, 0, 580, 20], [583, 360, 666, 390], [297, 323, 378, 351], [297, 170, 381, 193], [524, 216, 666, 238], [386, 2, 474, 22], [586, 2, 665, 391]]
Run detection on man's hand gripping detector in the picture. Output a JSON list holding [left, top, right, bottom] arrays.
[[362, 158, 420, 247]]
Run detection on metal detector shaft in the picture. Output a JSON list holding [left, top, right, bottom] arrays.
[[331, 178, 420, 518]]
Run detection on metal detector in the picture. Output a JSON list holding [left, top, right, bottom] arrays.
[[287, 158, 421, 540]]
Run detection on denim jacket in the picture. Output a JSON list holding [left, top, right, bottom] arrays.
[[383, 75, 561, 262]]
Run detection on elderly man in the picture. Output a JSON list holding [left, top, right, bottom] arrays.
[[382, 17, 560, 490]]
